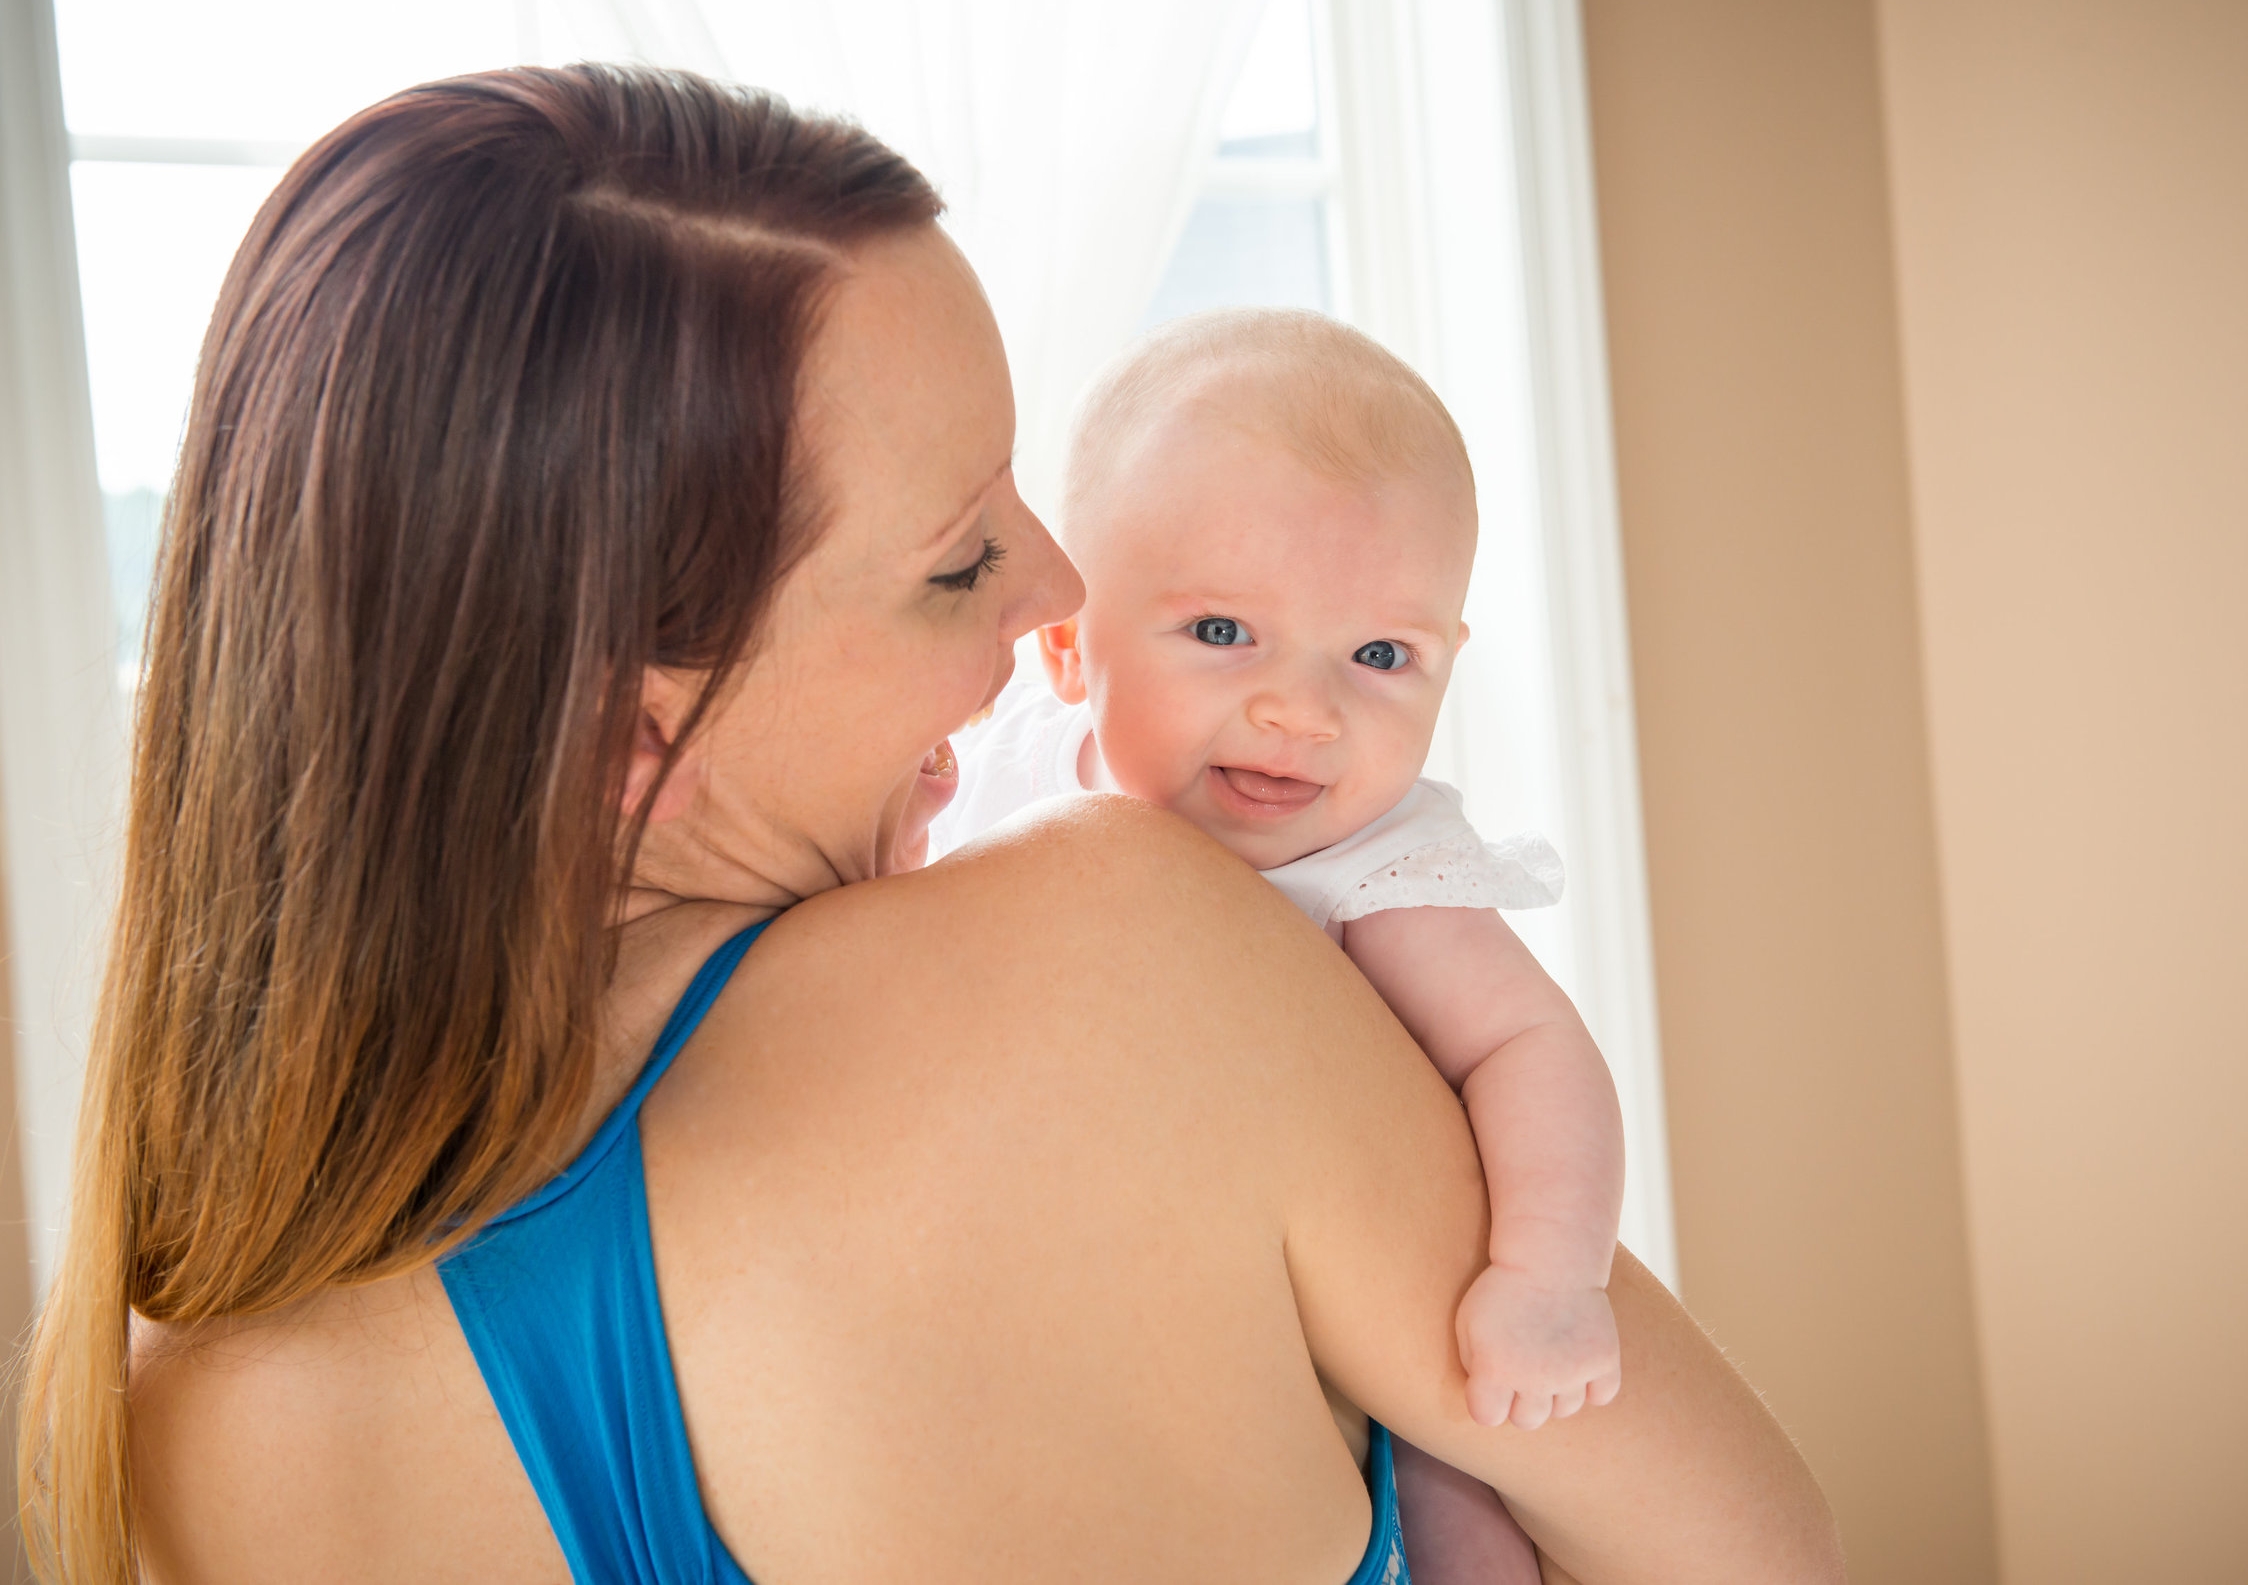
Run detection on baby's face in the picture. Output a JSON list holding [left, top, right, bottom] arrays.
[[1059, 416, 1473, 870]]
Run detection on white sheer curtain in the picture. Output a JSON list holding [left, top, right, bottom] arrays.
[[1321, 0, 1672, 1282], [1, 0, 125, 1284], [561, 0, 1267, 512]]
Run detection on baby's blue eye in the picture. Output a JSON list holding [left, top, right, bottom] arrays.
[[1354, 640, 1407, 671], [1194, 617, 1250, 647]]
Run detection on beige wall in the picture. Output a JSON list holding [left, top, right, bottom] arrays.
[[1579, 5, 1998, 1581], [1877, 2, 2248, 1578], [1586, 0, 2248, 1580]]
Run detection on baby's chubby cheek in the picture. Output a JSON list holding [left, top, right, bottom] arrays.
[[1086, 675, 1219, 808], [1097, 737, 1205, 820]]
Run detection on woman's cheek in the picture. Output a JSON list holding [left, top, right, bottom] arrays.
[[943, 645, 1005, 733]]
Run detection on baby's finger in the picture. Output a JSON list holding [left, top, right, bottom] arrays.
[[1466, 1378, 1516, 1429], [1508, 1392, 1554, 1432], [1550, 1380, 1589, 1421], [1588, 1365, 1622, 1409]]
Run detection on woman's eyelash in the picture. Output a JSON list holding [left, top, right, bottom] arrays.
[[931, 538, 1005, 593]]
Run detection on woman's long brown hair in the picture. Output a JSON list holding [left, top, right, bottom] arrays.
[[15, 64, 940, 1582]]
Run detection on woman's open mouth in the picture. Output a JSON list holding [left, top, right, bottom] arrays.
[[1208, 764, 1323, 817], [918, 738, 960, 807], [890, 738, 961, 875]]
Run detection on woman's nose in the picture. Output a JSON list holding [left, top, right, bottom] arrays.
[[1004, 495, 1084, 635]]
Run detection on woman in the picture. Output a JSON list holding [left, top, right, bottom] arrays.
[[19, 66, 1841, 1584]]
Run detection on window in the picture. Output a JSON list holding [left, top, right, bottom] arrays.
[[57, 0, 542, 682], [73, 162, 280, 680], [29, 0, 1674, 1287], [1144, 0, 1334, 327]]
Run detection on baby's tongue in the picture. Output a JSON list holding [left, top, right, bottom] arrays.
[[1218, 766, 1321, 808]]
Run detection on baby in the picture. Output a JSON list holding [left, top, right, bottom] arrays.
[[929, 308, 1623, 1585]]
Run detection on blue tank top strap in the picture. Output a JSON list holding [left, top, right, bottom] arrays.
[[440, 917, 1411, 1585], [1349, 1424, 1413, 1584], [440, 922, 768, 1585]]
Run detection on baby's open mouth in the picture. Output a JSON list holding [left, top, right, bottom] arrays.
[[920, 738, 959, 785], [1209, 764, 1323, 814]]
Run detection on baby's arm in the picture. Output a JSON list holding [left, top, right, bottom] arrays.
[[1339, 905, 1625, 1431]]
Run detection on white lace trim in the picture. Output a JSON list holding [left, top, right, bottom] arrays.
[[1328, 829, 1566, 923]]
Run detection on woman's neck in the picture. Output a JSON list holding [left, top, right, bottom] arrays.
[[581, 895, 775, 1140]]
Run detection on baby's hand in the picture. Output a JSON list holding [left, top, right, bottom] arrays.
[[1455, 1265, 1622, 1431]]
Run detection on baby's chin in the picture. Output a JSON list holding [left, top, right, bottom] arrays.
[[1168, 766, 1419, 872], [1220, 822, 1355, 871], [1168, 791, 1362, 872]]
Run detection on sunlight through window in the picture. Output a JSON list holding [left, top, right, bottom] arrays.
[[1142, 0, 1335, 329]]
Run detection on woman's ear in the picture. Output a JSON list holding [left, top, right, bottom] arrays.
[[621, 667, 703, 824], [1038, 619, 1089, 704]]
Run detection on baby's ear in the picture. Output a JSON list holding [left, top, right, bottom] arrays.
[[1038, 619, 1088, 704]]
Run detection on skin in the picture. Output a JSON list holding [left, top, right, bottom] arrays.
[[128, 227, 1843, 1584], [1044, 409, 1623, 1432], [1046, 394, 1475, 872]]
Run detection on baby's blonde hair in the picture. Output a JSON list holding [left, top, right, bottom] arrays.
[[1061, 307, 1474, 535]]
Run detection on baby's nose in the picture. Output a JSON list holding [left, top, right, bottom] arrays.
[[1246, 680, 1344, 741]]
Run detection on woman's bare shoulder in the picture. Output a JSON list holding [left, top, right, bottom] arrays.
[[720, 801, 1842, 1585], [809, 793, 1294, 959], [647, 792, 1494, 1427], [641, 797, 1474, 1581], [680, 794, 1455, 1170]]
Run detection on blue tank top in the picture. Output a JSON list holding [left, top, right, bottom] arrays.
[[440, 923, 1411, 1584]]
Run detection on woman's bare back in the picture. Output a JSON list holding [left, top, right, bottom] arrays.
[[131, 802, 1838, 1584], [647, 803, 1392, 1583], [130, 805, 1392, 1582]]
